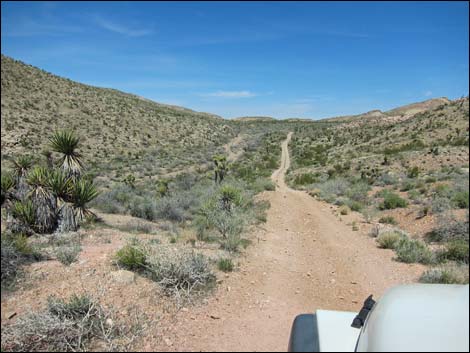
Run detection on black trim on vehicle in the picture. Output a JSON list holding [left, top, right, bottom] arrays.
[[288, 313, 320, 352]]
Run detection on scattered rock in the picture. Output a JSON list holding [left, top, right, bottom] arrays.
[[110, 270, 135, 285], [164, 337, 173, 346], [210, 315, 221, 320]]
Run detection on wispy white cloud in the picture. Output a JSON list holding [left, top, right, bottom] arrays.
[[201, 90, 257, 98], [424, 90, 433, 97], [2, 18, 83, 37], [94, 15, 153, 37]]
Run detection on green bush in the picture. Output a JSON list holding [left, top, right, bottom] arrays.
[[146, 249, 215, 297], [395, 238, 434, 264], [339, 205, 350, 215], [379, 216, 398, 225], [217, 258, 234, 272], [452, 191, 469, 209], [293, 173, 317, 186], [445, 239, 469, 263], [55, 245, 81, 266], [115, 243, 146, 271], [379, 191, 408, 210], [407, 166, 420, 178], [376, 231, 404, 249], [419, 264, 469, 284]]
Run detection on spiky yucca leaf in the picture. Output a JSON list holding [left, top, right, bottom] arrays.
[[49, 131, 83, 177], [47, 170, 72, 201], [26, 166, 49, 188], [70, 179, 99, 220], [1, 171, 16, 205], [11, 200, 36, 227], [12, 155, 33, 177]]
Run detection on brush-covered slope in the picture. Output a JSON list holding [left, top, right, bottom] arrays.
[[1, 55, 237, 181]]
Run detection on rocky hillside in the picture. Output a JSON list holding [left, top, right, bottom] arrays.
[[1, 55, 237, 181], [324, 97, 451, 123]]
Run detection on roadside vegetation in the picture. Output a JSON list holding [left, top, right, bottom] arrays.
[[287, 97, 469, 284]]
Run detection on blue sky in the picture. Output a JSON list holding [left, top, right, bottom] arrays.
[[1, 1, 469, 119]]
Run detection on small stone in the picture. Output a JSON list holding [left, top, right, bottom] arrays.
[[110, 270, 135, 285], [105, 318, 114, 327], [164, 338, 173, 346], [210, 315, 221, 319]]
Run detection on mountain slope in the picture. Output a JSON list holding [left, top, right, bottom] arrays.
[[1, 55, 237, 181], [323, 97, 451, 123]]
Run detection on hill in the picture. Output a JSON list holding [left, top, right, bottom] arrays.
[[0, 55, 237, 182], [323, 98, 451, 123]]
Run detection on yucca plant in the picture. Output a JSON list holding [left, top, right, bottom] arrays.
[[12, 155, 33, 201], [1, 171, 16, 206], [49, 130, 83, 178], [12, 155, 33, 178], [9, 200, 36, 235], [70, 179, 99, 221], [47, 170, 72, 202], [49, 170, 74, 233], [27, 167, 57, 233]]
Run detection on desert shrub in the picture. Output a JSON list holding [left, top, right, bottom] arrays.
[[400, 180, 416, 192], [452, 190, 469, 209], [129, 197, 157, 221], [407, 166, 420, 178], [217, 258, 234, 272], [146, 248, 215, 298], [293, 173, 317, 186], [252, 178, 275, 192], [54, 245, 81, 266], [220, 232, 245, 252], [194, 183, 251, 243], [119, 219, 155, 234], [339, 205, 350, 215], [444, 239, 469, 263], [345, 199, 363, 212], [90, 184, 133, 214], [1, 236, 22, 286], [431, 196, 452, 214], [419, 264, 469, 284], [378, 173, 399, 186], [379, 191, 408, 210], [376, 231, 405, 249], [1, 234, 43, 286], [315, 178, 350, 203], [1, 294, 117, 352], [153, 193, 198, 222], [379, 216, 398, 225], [115, 243, 147, 271], [394, 238, 434, 264], [429, 213, 469, 242]]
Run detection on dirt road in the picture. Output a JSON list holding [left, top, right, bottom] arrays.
[[154, 132, 423, 352]]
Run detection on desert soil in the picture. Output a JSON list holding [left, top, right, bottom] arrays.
[[149, 132, 424, 352]]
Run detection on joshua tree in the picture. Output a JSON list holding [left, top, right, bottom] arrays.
[[213, 155, 228, 184], [27, 166, 56, 233], [49, 130, 83, 178]]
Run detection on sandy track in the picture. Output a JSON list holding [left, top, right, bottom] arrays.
[[153, 132, 423, 352]]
